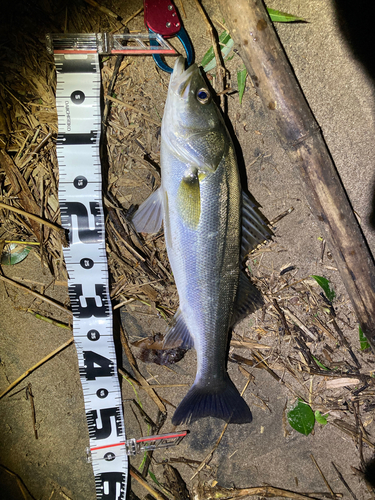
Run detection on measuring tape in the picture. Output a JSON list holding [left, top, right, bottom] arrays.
[[48, 33, 185, 500], [53, 45, 128, 498]]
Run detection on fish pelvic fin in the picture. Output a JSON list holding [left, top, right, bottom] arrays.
[[132, 187, 163, 234], [241, 191, 272, 259], [163, 308, 194, 349], [172, 375, 252, 425]]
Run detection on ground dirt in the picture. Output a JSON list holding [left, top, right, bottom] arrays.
[[1, 1, 375, 499]]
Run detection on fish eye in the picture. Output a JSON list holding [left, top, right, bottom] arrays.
[[196, 88, 210, 104]]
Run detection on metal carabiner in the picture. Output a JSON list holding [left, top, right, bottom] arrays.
[[144, 0, 194, 73]]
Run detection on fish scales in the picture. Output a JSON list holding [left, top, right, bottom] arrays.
[[132, 57, 271, 425]]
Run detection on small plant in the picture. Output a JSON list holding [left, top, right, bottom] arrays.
[[312, 355, 329, 371], [201, 8, 306, 103], [267, 8, 304, 23], [314, 410, 328, 426], [311, 275, 336, 302], [237, 66, 247, 105], [359, 325, 371, 351], [287, 399, 328, 435]]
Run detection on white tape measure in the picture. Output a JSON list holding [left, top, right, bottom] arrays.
[[49, 33, 186, 500], [54, 43, 127, 499]]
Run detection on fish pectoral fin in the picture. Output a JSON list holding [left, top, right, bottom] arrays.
[[177, 173, 201, 229], [132, 188, 163, 234], [241, 191, 273, 259], [231, 271, 263, 326], [163, 308, 194, 349]]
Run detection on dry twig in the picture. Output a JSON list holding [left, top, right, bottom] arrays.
[[0, 202, 67, 246], [0, 275, 71, 316], [331, 462, 359, 500], [192, 0, 225, 105], [194, 482, 326, 500], [310, 454, 335, 499], [0, 337, 74, 399], [281, 307, 317, 341], [105, 95, 161, 126], [129, 464, 168, 500], [0, 463, 36, 500], [26, 383, 38, 440]]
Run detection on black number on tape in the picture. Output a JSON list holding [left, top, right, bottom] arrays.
[[60, 201, 102, 243], [87, 329, 100, 341], [95, 472, 126, 500], [69, 284, 109, 318], [97, 388, 108, 398], [87, 407, 123, 440], [80, 258, 94, 269], [80, 351, 114, 380], [71, 90, 85, 104], [74, 175, 88, 189]]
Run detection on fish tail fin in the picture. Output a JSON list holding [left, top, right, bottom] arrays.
[[172, 376, 252, 425]]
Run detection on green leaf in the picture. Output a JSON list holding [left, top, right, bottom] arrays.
[[148, 471, 160, 486], [310, 275, 336, 302], [267, 8, 305, 23], [201, 9, 304, 72], [359, 325, 371, 351], [1, 243, 31, 265], [312, 355, 329, 371], [237, 66, 247, 105], [201, 30, 231, 66], [287, 399, 315, 435], [315, 410, 328, 426], [201, 30, 234, 72]]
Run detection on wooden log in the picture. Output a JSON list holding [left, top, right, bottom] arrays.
[[218, 0, 375, 350]]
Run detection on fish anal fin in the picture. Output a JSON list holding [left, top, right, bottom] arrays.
[[163, 308, 194, 349], [172, 375, 252, 425], [241, 191, 272, 259], [132, 188, 163, 234], [231, 271, 263, 326]]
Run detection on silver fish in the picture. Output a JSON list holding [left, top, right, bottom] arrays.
[[133, 57, 271, 425]]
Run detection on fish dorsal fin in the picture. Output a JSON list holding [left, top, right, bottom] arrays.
[[231, 271, 263, 326], [241, 191, 272, 260], [163, 308, 194, 349], [132, 188, 163, 234]]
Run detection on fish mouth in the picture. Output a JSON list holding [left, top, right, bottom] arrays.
[[170, 57, 199, 98]]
